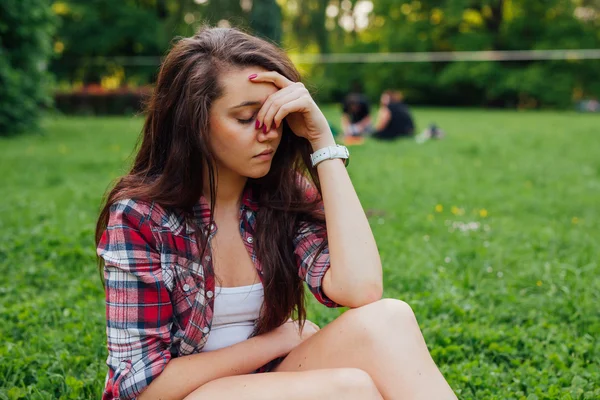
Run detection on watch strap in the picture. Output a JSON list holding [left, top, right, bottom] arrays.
[[310, 145, 350, 168]]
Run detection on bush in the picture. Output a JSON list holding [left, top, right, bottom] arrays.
[[0, 0, 57, 136], [54, 85, 152, 115]]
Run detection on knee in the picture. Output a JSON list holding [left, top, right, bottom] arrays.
[[330, 368, 380, 398], [344, 298, 419, 340], [374, 298, 417, 325]]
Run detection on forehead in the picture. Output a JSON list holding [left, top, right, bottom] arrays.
[[217, 67, 278, 106]]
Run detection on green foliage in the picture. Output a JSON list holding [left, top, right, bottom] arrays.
[[302, 0, 600, 107], [0, 0, 57, 136], [50, 0, 172, 85], [50, 0, 281, 85], [1, 110, 599, 398], [49, 0, 600, 108], [250, 0, 282, 45]]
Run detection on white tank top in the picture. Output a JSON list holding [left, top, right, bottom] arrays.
[[201, 282, 264, 352]]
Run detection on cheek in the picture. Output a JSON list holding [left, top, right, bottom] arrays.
[[210, 118, 254, 156]]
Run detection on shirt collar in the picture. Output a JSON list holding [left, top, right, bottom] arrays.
[[241, 184, 259, 212]]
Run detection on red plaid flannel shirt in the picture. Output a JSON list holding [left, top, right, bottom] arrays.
[[98, 184, 337, 399]]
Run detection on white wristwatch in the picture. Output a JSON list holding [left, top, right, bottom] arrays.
[[310, 144, 350, 168]]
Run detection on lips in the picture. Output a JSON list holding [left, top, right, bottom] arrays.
[[255, 149, 274, 157]]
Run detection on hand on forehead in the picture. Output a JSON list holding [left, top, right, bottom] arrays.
[[219, 67, 279, 108]]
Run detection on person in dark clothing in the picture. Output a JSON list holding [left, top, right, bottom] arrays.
[[341, 93, 372, 140], [373, 91, 415, 140]]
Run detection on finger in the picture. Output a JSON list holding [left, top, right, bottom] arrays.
[[248, 71, 295, 89], [261, 88, 305, 131], [272, 96, 312, 128], [255, 84, 299, 130]]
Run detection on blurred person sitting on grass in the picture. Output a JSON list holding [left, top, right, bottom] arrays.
[[341, 92, 372, 145], [95, 26, 457, 400], [372, 90, 415, 140]]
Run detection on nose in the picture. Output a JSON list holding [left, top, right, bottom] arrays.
[[257, 123, 281, 142]]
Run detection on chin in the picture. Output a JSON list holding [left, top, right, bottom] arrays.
[[243, 165, 272, 179]]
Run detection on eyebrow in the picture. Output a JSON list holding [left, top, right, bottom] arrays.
[[230, 100, 262, 110]]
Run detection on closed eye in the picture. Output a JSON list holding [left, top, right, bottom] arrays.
[[237, 113, 257, 124], [237, 117, 255, 124]]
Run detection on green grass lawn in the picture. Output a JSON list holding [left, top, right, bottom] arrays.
[[0, 108, 598, 399]]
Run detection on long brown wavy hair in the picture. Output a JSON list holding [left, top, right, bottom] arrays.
[[95, 26, 326, 336]]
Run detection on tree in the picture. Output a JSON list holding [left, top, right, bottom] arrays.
[[317, 0, 600, 107], [0, 0, 57, 136], [50, 0, 172, 86], [250, 0, 282, 44]]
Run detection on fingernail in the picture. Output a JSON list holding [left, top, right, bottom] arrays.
[[255, 119, 260, 129], [262, 124, 267, 133], [248, 73, 258, 80]]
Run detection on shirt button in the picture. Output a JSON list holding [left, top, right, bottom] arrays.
[[205, 255, 211, 262], [206, 290, 214, 298], [182, 284, 190, 292], [119, 361, 128, 370], [202, 327, 210, 334], [246, 236, 254, 243]]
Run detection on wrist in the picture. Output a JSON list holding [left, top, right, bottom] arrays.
[[310, 135, 336, 152], [263, 328, 293, 358]]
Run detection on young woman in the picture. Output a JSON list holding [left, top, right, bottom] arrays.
[[372, 91, 415, 140], [96, 26, 456, 400]]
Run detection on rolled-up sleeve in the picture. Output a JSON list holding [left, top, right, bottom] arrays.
[[98, 199, 173, 400], [293, 215, 340, 308]]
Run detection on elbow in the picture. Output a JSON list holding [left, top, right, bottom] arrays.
[[345, 279, 383, 308]]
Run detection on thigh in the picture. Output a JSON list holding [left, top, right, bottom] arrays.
[[274, 299, 414, 373], [274, 309, 364, 373], [183, 368, 380, 400]]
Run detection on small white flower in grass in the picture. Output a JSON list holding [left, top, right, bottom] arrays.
[[497, 271, 503, 278], [487, 266, 493, 273], [444, 257, 451, 263], [449, 221, 481, 233], [467, 222, 480, 231]]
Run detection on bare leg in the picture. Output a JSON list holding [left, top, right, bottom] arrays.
[[274, 299, 457, 400], [184, 368, 383, 400]]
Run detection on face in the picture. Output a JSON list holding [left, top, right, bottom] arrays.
[[380, 93, 390, 106], [208, 66, 283, 180]]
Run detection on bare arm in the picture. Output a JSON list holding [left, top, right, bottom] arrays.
[[374, 107, 391, 131], [312, 134, 383, 307], [249, 71, 383, 308], [140, 322, 310, 400], [356, 115, 373, 130], [341, 113, 351, 135]]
